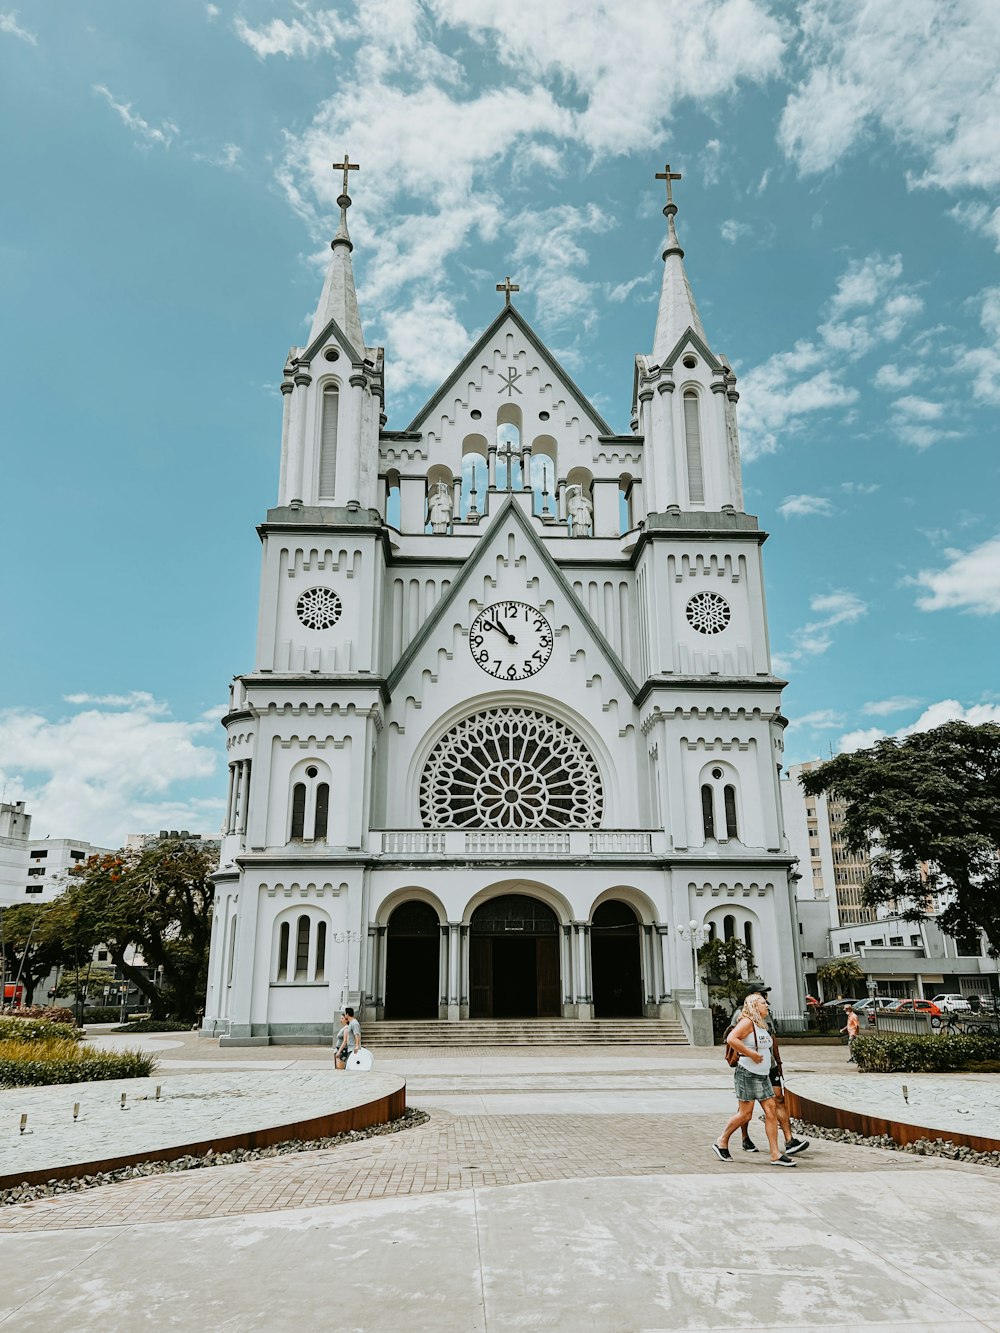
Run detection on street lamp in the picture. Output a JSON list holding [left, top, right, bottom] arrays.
[[333, 929, 363, 1010], [676, 919, 708, 1009]]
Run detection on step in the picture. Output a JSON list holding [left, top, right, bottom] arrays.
[[364, 1019, 688, 1047]]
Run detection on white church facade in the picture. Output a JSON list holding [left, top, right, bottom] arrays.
[[202, 163, 802, 1045]]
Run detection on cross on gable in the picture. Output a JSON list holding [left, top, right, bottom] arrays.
[[655, 164, 682, 206], [496, 275, 520, 306], [332, 152, 359, 197]]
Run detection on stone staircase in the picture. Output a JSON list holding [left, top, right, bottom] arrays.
[[365, 1018, 688, 1048]]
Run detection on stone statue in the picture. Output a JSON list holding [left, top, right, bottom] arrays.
[[427, 480, 453, 533], [566, 484, 593, 536]]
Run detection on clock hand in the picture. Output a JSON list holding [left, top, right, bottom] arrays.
[[484, 619, 517, 644]]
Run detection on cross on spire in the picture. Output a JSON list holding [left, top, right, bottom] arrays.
[[332, 152, 359, 198], [496, 275, 520, 306], [655, 163, 682, 207]]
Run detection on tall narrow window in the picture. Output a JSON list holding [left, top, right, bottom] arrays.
[[743, 920, 754, 962], [724, 914, 736, 942], [315, 920, 327, 982], [724, 785, 739, 839], [277, 921, 290, 981], [683, 390, 704, 504], [290, 783, 306, 839], [701, 784, 715, 839], [227, 917, 237, 984], [314, 783, 330, 840], [318, 386, 339, 501], [295, 916, 310, 981]]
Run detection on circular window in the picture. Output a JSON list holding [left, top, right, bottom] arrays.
[[420, 707, 603, 830], [470, 409, 482, 421], [682, 354, 698, 369], [296, 587, 343, 630], [711, 767, 724, 781], [539, 410, 550, 421], [306, 766, 318, 779], [323, 347, 339, 362], [686, 592, 731, 635]]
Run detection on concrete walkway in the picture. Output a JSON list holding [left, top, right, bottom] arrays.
[[1, 1035, 998, 1332]]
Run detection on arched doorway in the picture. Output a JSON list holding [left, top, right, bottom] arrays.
[[470, 894, 560, 1018], [385, 901, 440, 1019], [591, 900, 643, 1018]]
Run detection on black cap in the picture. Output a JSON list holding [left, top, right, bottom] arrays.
[[741, 984, 771, 999]]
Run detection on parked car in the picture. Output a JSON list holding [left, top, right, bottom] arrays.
[[930, 994, 971, 1013], [820, 998, 865, 1009], [890, 998, 942, 1016], [851, 997, 898, 1013]]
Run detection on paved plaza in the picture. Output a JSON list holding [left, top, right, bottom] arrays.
[[0, 1033, 998, 1331]]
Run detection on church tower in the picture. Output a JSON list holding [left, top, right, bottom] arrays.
[[202, 164, 800, 1045]]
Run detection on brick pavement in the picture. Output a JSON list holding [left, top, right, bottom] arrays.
[[0, 1105, 956, 1233]]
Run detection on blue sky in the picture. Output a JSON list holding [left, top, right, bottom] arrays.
[[1, 0, 998, 846]]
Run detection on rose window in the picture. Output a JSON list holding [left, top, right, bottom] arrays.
[[420, 707, 603, 830], [295, 587, 342, 630], [685, 591, 731, 635]]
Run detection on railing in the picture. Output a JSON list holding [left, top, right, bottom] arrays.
[[378, 829, 656, 856]]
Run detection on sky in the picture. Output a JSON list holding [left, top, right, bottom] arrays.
[[1, 0, 998, 847]]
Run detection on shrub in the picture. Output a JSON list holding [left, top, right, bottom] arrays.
[[1, 1005, 77, 1026], [0, 1017, 82, 1045], [0, 1038, 158, 1087], [113, 1019, 189, 1033], [853, 1032, 1000, 1073], [83, 1008, 125, 1023]]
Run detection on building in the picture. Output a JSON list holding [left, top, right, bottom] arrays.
[[126, 829, 221, 856], [0, 801, 31, 908], [202, 165, 801, 1046], [23, 837, 113, 904], [825, 917, 999, 1003], [782, 761, 875, 928]]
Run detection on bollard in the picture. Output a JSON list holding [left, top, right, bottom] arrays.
[[19, 1113, 27, 1135], [902, 1084, 909, 1104], [120, 1092, 127, 1110], [155, 1085, 161, 1100], [73, 1103, 80, 1122]]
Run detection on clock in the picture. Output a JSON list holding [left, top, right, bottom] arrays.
[[469, 601, 553, 680]]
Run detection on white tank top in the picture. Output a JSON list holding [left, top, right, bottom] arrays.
[[737, 1022, 773, 1075]]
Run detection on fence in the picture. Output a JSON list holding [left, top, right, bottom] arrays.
[[767, 1009, 1000, 1038]]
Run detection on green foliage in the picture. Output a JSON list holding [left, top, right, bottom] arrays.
[[817, 956, 865, 999], [697, 937, 755, 1009], [853, 1031, 1000, 1073], [84, 1007, 126, 1023], [55, 966, 119, 1000], [0, 1017, 81, 1044], [113, 1018, 189, 1033], [1, 1005, 76, 1025], [0, 1038, 158, 1087], [800, 721, 1000, 953]]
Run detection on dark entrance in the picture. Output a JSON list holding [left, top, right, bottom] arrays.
[[591, 900, 643, 1018], [470, 894, 560, 1018], [385, 901, 440, 1019]]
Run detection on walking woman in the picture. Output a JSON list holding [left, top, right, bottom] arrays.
[[712, 992, 797, 1167]]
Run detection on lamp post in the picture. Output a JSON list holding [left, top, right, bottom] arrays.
[[333, 929, 363, 1010], [676, 919, 708, 1009]]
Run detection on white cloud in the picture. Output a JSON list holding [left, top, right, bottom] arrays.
[[778, 590, 868, 667], [0, 9, 36, 43], [93, 85, 178, 149], [910, 535, 1000, 615], [840, 481, 880, 495], [862, 696, 921, 716], [893, 396, 944, 421], [0, 695, 222, 847], [606, 275, 647, 304], [794, 709, 844, 729], [510, 203, 606, 332], [954, 286, 1000, 407], [873, 363, 919, 391], [779, 0, 1000, 191], [233, 10, 348, 59], [720, 219, 750, 245], [702, 138, 723, 186], [777, 494, 834, 518], [194, 142, 242, 170], [840, 699, 1000, 753], [205, 3, 219, 18], [379, 294, 471, 394], [949, 201, 1000, 252]]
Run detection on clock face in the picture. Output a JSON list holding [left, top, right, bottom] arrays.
[[470, 601, 553, 681]]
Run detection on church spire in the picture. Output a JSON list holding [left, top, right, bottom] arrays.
[[651, 163, 706, 364], [308, 153, 366, 356]]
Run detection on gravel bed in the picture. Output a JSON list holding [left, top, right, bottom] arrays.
[[792, 1117, 1000, 1168], [0, 1107, 430, 1207]]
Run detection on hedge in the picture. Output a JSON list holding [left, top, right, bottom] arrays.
[[0, 1038, 158, 1087], [0, 1017, 81, 1045], [113, 1019, 189, 1033], [853, 1031, 1000, 1073], [1, 1005, 77, 1026]]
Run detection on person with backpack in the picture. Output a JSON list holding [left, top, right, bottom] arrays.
[[724, 985, 808, 1157], [712, 992, 798, 1167]]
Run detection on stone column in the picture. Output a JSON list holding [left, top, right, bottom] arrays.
[[452, 476, 462, 522], [521, 439, 532, 492], [239, 761, 251, 835], [224, 764, 237, 835], [277, 378, 294, 504], [438, 924, 449, 1018], [459, 924, 470, 1019], [447, 922, 460, 1020], [487, 443, 497, 489], [290, 369, 312, 503]]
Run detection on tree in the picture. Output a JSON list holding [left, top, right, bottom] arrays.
[[61, 840, 215, 1023], [0, 901, 82, 1005], [800, 721, 1000, 954], [55, 965, 118, 1007], [697, 936, 755, 1011], [817, 956, 864, 1000]]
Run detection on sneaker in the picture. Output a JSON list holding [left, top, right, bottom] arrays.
[[741, 1136, 759, 1153], [770, 1154, 797, 1167], [784, 1138, 810, 1155], [712, 1143, 733, 1162]]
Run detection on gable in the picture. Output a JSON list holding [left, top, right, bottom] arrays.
[[405, 304, 613, 437], [386, 496, 639, 701]]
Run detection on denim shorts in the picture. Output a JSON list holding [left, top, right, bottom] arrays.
[[734, 1067, 775, 1103]]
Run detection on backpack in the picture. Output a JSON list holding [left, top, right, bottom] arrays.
[[723, 1020, 757, 1068]]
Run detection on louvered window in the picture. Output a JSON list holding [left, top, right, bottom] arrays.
[[318, 386, 339, 501], [290, 783, 306, 839], [724, 785, 739, 839], [701, 784, 715, 839], [683, 391, 704, 504], [314, 783, 330, 839]]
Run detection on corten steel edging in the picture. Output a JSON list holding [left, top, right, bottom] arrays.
[[0, 1084, 406, 1191], [784, 1085, 1000, 1154]]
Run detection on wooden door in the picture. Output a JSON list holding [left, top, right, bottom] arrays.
[[470, 935, 492, 1018], [536, 935, 560, 1017]]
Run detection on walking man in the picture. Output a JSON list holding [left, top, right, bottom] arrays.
[[335, 1006, 361, 1070], [841, 1003, 860, 1063]]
